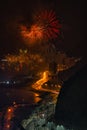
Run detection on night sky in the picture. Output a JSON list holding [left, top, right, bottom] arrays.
[[0, 0, 86, 59]]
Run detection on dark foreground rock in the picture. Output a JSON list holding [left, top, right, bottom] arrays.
[[55, 64, 87, 130]]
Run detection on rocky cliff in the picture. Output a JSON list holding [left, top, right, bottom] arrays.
[[55, 64, 87, 130]]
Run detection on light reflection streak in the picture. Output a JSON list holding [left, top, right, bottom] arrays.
[[3, 107, 14, 130]]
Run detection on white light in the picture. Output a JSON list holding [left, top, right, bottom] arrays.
[[13, 81, 16, 84], [6, 81, 10, 84]]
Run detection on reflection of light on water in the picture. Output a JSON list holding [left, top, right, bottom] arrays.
[[4, 107, 14, 130], [8, 108, 12, 113], [6, 108, 13, 120], [34, 93, 41, 103], [13, 101, 16, 106], [34, 96, 41, 103], [34, 93, 39, 97], [6, 124, 10, 129], [32, 71, 49, 90]]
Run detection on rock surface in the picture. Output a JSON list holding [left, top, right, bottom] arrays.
[[55, 64, 87, 130]]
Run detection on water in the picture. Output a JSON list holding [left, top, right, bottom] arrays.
[[0, 83, 57, 129], [0, 86, 41, 108], [0, 85, 42, 129]]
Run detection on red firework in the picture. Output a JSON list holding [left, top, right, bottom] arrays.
[[34, 10, 61, 40]]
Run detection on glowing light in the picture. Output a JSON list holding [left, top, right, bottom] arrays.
[[3, 50, 44, 74], [3, 107, 14, 130], [34, 93, 39, 97], [6, 124, 10, 128], [6, 81, 10, 84], [32, 71, 49, 90], [13, 101, 16, 105], [8, 108, 12, 112]]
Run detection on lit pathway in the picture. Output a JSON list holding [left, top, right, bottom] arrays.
[[32, 71, 49, 90], [32, 70, 59, 94]]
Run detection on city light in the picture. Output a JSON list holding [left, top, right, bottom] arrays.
[[32, 71, 49, 90]]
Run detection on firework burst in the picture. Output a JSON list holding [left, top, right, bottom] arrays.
[[20, 10, 61, 44], [20, 24, 43, 43], [34, 10, 61, 40]]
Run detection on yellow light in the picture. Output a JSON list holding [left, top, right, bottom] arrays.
[[8, 108, 12, 112], [32, 71, 49, 90], [6, 124, 10, 128], [35, 93, 39, 97]]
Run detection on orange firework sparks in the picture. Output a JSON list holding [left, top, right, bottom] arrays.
[[20, 24, 43, 43], [3, 50, 44, 73], [20, 10, 61, 44]]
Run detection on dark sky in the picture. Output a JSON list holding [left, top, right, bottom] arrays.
[[0, 0, 86, 59]]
